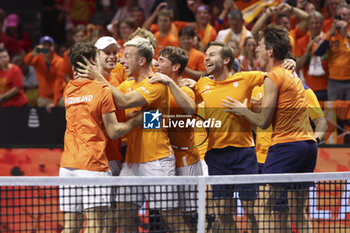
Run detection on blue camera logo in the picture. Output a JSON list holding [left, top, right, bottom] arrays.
[[143, 110, 161, 129]]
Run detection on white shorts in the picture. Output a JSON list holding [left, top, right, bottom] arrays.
[[116, 153, 177, 209], [108, 160, 122, 176], [59, 167, 111, 212], [176, 160, 203, 212]]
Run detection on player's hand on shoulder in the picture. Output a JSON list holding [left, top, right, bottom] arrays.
[[148, 73, 172, 85], [282, 59, 296, 71], [178, 78, 196, 88], [222, 97, 248, 116]]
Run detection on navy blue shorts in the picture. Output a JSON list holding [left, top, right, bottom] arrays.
[[258, 163, 264, 174], [205, 146, 258, 201], [258, 163, 288, 211], [263, 140, 318, 189]]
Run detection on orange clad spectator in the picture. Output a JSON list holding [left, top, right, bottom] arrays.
[[0, 48, 28, 107], [251, 3, 309, 57], [178, 27, 206, 80], [323, 0, 343, 33], [289, 0, 309, 29], [145, 3, 216, 48], [314, 3, 350, 100], [62, 25, 87, 83], [193, 5, 217, 47], [116, 18, 137, 57], [214, 0, 235, 32], [238, 36, 260, 71], [296, 11, 328, 101], [153, 9, 180, 59], [131, 6, 146, 28], [24, 36, 65, 108], [144, 2, 188, 39], [216, 9, 252, 49]]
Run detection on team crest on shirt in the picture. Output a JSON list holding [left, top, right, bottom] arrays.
[[143, 110, 161, 129], [233, 82, 239, 87]]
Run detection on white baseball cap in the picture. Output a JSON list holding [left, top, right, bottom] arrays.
[[94, 36, 121, 50]]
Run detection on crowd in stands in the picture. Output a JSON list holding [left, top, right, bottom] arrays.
[[0, 0, 349, 108]]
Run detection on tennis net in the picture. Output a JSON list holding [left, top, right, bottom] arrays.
[[0, 172, 350, 232]]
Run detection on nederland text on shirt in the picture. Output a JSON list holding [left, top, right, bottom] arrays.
[[65, 95, 94, 105]]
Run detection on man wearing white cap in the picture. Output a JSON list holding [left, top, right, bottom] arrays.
[[94, 36, 125, 177], [94, 36, 125, 233]]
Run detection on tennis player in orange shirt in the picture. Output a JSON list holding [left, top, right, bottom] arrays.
[[93, 36, 126, 233], [223, 25, 318, 233], [150, 46, 202, 232], [60, 41, 141, 233]]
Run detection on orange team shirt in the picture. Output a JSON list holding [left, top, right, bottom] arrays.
[[326, 31, 350, 81], [60, 79, 116, 172], [266, 67, 315, 145], [195, 24, 217, 47], [194, 72, 265, 150], [110, 63, 127, 87], [252, 82, 324, 164], [104, 70, 126, 162], [290, 26, 306, 42], [168, 86, 200, 167], [24, 52, 65, 104], [150, 21, 189, 38], [154, 32, 180, 59], [295, 33, 328, 91], [182, 48, 206, 80], [118, 76, 173, 163]]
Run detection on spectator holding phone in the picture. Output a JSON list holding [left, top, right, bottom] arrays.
[[24, 36, 65, 107]]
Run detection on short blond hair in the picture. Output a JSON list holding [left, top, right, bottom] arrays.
[[124, 37, 154, 64]]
